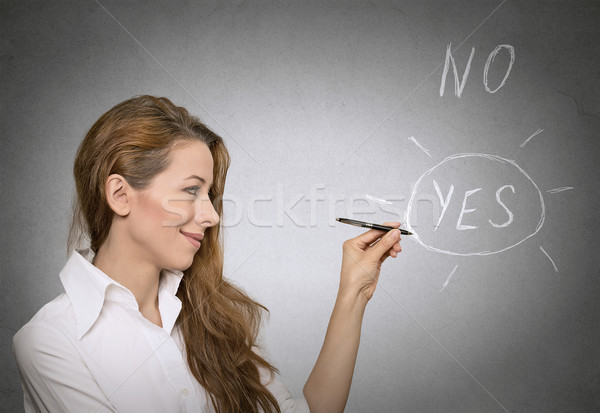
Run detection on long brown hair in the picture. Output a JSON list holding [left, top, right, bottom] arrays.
[[67, 95, 282, 413]]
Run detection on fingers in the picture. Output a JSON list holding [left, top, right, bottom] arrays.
[[381, 221, 401, 228], [380, 242, 402, 263], [367, 227, 402, 261], [354, 221, 402, 249]]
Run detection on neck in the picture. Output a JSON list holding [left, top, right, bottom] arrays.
[[92, 231, 162, 326]]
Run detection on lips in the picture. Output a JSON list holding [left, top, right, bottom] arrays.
[[181, 231, 204, 248], [180, 231, 204, 242]]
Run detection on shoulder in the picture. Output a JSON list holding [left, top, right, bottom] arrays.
[[12, 297, 118, 412], [13, 293, 78, 363], [21, 292, 76, 331]]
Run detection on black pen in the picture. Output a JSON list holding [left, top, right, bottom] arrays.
[[336, 217, 413, 235]]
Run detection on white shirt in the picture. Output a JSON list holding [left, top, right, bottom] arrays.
[[13, 248, 310, 413]]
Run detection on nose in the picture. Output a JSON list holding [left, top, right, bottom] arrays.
[[193, 197, 220, 228]]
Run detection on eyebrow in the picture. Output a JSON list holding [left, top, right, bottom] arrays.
[[185, 175, 213, 189]]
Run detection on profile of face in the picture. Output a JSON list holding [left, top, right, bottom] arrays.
[[109, 140, 220, 272]]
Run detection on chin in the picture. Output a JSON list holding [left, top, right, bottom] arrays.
[[175, 253, 196, 272], [158, 250, 193, 273]]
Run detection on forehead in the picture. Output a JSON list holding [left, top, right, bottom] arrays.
[[160, 140, 214, 183]]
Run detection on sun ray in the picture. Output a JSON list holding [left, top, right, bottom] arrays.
[[440, 265, 459, 292], [366, 194, 393, 205], [408, 136, 432, 157], [547, 187, 574, 194], [539, 246, 558, 272], [520, 128, 543, 148]]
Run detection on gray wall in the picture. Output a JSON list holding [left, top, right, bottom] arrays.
[[2, 1, 599, 412]]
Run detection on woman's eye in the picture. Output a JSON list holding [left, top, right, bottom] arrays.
[[186, 186, 200, 196], [186, 186, 215, 202]]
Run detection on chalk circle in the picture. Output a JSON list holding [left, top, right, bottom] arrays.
[[404, 153, 545, 256]]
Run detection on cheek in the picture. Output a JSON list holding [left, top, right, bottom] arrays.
[[149, 192, 194, 229], [165, 200, 197, 229], [133, 194, 185, 241]]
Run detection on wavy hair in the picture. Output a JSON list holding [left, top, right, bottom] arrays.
[[67, 95, 281, 413]]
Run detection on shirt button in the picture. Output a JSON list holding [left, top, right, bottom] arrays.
[[181, 388, 190, 397]]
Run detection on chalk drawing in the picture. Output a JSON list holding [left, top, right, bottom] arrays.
[[520, 128, 544, 148], [483, 44, 516, 93], [488, 185, 515, 228], [440, 265, 459, 292], [456, 187, 483, 230], [440, 43, 475, 98], [433, 180, 517, 232], [547, 187, 574, 194], [404, 153, 546, 256], [539, 246, 558, 272], [408, 136, 432, 157], [366, 194, 392, 205], [440, 43, 515, 97], [433, 179, 454, 231]]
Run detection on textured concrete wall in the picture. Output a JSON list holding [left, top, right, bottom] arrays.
[[2, 1, 599, 412]]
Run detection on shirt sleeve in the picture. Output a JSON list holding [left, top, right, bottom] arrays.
[[252, 346, 311, 413], [13, 324, 117, 413]]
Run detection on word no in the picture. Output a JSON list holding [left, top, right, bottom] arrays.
[[440, 44, 515, 97]]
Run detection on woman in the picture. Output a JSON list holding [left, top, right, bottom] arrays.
[[12, 95, 404, 412]]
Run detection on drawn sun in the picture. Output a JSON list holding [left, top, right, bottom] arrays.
[[403, 132, 570, 291]]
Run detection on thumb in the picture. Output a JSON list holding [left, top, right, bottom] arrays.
[[370, 229, 400, 259]]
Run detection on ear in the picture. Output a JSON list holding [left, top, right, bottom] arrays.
[[104, 174, 132, 217]]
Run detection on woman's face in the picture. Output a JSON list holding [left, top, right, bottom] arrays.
[[127, 139, 220, 272]]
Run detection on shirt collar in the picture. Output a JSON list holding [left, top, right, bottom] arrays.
[[60, 247, 184, 340]]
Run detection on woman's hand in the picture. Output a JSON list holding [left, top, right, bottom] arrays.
[[303, 221, 404, 412], [339, 221, 403, 302]]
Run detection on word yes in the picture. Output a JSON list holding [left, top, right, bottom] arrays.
[[433, 180, 515, 231]]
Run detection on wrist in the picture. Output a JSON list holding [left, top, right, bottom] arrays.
[[335, 286, 369, 310]]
